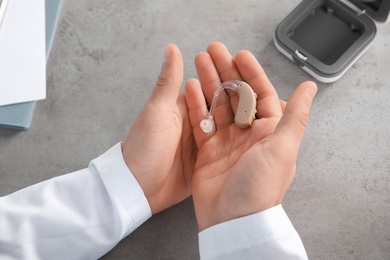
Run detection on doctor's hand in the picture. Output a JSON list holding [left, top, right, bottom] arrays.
[[185, 42, 317, 231], [122, 44, 196, 214]]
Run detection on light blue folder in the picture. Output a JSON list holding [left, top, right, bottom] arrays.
[[0, 0, 63, 130]]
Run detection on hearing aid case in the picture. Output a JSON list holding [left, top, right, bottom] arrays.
[[274, 0, 390, 83]]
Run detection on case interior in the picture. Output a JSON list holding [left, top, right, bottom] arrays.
[[290, 3, 363, 65]]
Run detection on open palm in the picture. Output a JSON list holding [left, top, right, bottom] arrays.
[[185, 43, 317, 231]]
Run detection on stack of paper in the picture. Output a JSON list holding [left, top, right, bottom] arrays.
[[0, 0, 8, 27], [0, 0, 62, 130]]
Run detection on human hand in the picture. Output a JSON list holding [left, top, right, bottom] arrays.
[[185, 42, 317, 231], [122, 44, 196, 214]]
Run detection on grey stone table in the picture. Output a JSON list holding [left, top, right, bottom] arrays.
[[0, 1, 389, 259]]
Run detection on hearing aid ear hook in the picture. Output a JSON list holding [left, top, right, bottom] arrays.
[[200, 80, 257, 133]]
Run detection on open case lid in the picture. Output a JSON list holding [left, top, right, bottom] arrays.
[[350, 0, 390, 22]]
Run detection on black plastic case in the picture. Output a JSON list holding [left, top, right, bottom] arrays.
[[274, 0, 390, 83]]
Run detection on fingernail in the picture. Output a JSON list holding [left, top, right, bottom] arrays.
[[164, 45, 171, 61], [307, 82, 318, 99]]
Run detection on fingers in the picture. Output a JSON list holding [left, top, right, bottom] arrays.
[[206, 42, 243, 114], [206, 42, 242, 83], [194, 51, 223, 105], [234, 51, 282, 119], [199, 43, 283, 120], [193, 42, 290, 137], [271, 81, 317, 158], [185, 78, 213, 147], [149, 44, 183, 110], [280, 100, 287, 113], [195, 50, 234, 129]]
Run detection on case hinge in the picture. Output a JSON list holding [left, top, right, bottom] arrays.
[[338, 0, 366, 16]]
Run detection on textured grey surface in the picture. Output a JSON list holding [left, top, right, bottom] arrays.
[[1, 0, 389, 259]]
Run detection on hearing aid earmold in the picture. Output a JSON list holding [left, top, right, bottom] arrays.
[[200, 80, 257, 133]]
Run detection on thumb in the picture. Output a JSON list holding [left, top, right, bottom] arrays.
[[272, 81, 317, 156], [149, 44, 184, 108]]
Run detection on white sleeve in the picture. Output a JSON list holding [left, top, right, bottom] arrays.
[[0, 143, 152, 260], [198, 205, 308, 260]]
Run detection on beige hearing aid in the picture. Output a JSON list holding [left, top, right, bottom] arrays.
[[235, 82, 257, 128], [200, 80, 257, 133]]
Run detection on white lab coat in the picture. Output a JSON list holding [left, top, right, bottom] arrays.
[[0, 143, 307, 259]]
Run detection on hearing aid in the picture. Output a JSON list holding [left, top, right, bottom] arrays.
[[200, 80, 257, 133]]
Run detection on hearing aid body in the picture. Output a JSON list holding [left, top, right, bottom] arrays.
[[200, 80, 257, 133], [235, 82, 257, 128]]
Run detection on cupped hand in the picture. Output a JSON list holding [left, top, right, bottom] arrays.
[[185, 42, 317, 231], [122, 44, 196, 214]]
